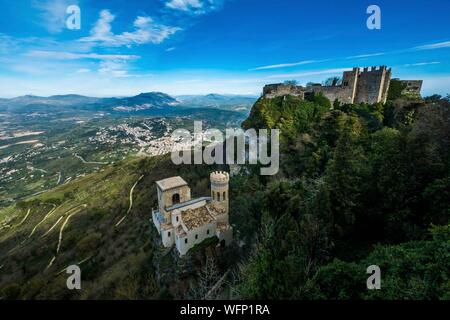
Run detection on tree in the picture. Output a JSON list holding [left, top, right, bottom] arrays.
[[188, 256, 220, 299], [323, 77, 342, 87], [387, 79, 407, 100], [284, 80, 298, 86], [325, 115, 368, 238]]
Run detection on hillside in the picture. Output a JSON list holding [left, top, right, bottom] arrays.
[[176, 94, 256, 112], [0, 155, 230, 299], [1, 92, 449, 300], [233, 93, 450, 299]]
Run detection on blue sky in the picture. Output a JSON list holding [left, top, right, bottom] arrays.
[[0, 0, 449, 97]]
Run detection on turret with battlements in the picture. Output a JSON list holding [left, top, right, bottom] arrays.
[[210, 171, 229, 214]]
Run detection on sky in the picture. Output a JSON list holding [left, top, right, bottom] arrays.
[[0, 0, 449, 97]]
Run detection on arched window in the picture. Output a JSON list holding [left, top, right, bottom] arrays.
[[172, 193, 180, 205], [217, 192, 221, 201], [223, 192, 226, 201], [212, 192, 215, 200]]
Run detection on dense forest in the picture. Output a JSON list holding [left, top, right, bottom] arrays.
[[231, 89, 450, 299]]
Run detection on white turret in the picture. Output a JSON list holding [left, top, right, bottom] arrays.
[[210, 171, 229, 214]]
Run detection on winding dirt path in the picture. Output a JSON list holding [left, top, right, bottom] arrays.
[[13, 209, 31, 228], [74, 153, 108, 165], [28, 204, 58, 238], [0, 224, 11, 232], [115, 175, 144, 227], [41, 216, 63, 238], [40, 204, 83, 238], [55, 256, 92, 275], [46, 205, 86, 270]]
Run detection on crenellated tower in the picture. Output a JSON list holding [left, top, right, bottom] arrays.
[[210, 171, 229, 214]]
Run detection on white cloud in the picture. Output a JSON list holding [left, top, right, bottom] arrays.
[[166, 0, 203, 11], [80, 10, 181, 47], [268, 68, 348, 80], [27, 50, 140, 61], [33, 0, 78, 33], [165, 0, 225, 15], [347, 52, 385, 59], [249, 60, 316, 71], [414, 41, 450, 50], [76, 68, 91, 73], [403, 61, 441, 67], [98, 60, 131, 78]]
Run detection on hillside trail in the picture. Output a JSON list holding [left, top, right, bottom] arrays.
[[13, 209, 32, 229], [28, 203, 60, 238], [6, 204, 85, 257], [40, 204, 82, 238], [115, 175, 144, 227], [74, 153, 108, 165], [55, 256, 93, 276], [46, 205, 86, 270]]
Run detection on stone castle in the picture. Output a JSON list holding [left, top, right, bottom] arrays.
[[151, 172, 233, 256], [263, 66, 422, 104]]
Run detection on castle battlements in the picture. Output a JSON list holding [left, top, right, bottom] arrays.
[[263, 66, 421, 105], [210, 171, 230, 184], [151, 173, 233, 256]]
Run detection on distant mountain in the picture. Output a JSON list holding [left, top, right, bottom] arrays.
[[105, 92, 180, 112], [0, 92, 179, 114], [0, 94, 101, 108], [176, 94, 257, 112], [0, 92, 258, 115]]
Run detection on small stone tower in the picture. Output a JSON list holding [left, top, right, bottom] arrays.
[[210, 171, 229, 214]]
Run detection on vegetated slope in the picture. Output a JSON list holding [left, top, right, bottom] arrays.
[[1, 92, 449, 300], [231, 93, 450, 299], [0, 155, 228, 299], [176, 94, 257, 112]]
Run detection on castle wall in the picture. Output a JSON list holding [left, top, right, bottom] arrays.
[[400, 80, 423, 95], [263, 84, 305, 99], [216, 227, 233, 246], [343, 68, 359, 103], [262, 66, 402, 105], [176, 222, 217, 256], [158, 185, 191, 221], [310, 85, 354, 104], [162, 227, 175, 248], [355, 66, 391, 104]]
